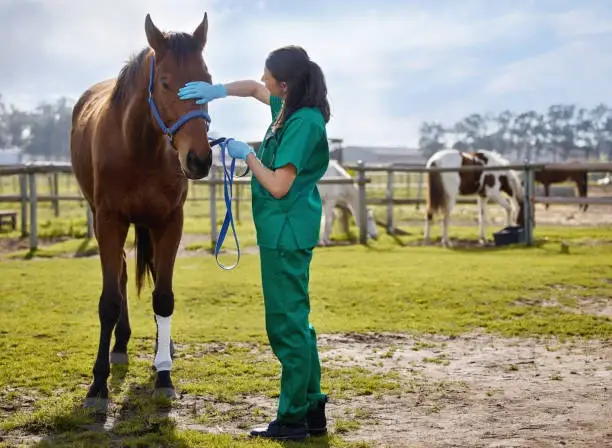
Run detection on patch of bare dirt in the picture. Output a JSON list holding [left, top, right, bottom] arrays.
[[5, 333, 609, 447], [313, 333, 611, 447], [109, 333, 612, 447]]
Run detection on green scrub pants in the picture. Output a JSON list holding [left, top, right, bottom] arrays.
[[259, 246, 327, 424]]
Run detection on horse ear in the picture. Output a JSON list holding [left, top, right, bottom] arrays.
[[192, 13, 208, 50], [145, 14, 167, 55]]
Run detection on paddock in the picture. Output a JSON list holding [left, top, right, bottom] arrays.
[[0, 161, 611, 447]]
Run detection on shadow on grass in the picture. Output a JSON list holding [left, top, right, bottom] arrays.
[[29, 364, 189, 448]]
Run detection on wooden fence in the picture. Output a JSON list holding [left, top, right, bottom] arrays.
[[1, 160, 612, 250], [0, 162, 370, 251]]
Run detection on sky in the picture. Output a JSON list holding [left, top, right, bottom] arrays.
[[2, 0, 612, 147]]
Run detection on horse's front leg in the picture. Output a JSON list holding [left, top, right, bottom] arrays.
[[85, 211, 129, 412], [477, 195, 487, 245], [319, 200, 335, 245], [110, 250, 130, 365], [150, 208, 183, 399]]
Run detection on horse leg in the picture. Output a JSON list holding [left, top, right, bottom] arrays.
[[477, 195, 487, 245], [84, 212, 129, 412], [110, 250, 130, 365], [543, 183, 550, 210], [489, 191, 513, 227], [576, 178, 588, 212], [320, 200, 335, 246], [150, 209, 183, 399], [440, 196, 456, 248]]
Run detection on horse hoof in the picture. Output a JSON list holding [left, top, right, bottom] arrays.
[[83, 397, 108, 413], [110, 351, 129, 365], [155, 387, 177, 400]]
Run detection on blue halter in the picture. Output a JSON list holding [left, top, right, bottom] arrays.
[[147, 54, 248, 270]]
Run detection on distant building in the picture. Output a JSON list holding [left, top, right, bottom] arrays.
[[214, 137, 427, 167], [333, 145, 426, 165]]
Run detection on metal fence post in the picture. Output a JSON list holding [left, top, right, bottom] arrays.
[[357, 160, 367, 244], [19, 174, 28, 237], [523, 161, 534, 246], [385, 169, 394, 234], [28, 172, 38, 251]]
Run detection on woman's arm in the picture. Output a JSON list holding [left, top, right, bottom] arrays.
[[223, 80, 270, 105], [245, 153, 296, 199]]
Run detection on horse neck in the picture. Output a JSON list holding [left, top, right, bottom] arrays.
[[119, 53, 164, 159]]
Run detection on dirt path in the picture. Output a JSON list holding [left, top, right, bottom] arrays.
[[169, 333, 611, 447]]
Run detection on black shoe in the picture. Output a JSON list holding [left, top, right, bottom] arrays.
[[249, 419, 309, 441], [307, 396, 328, 436]]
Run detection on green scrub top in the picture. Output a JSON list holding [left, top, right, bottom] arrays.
[[251, 96, 330, 250]]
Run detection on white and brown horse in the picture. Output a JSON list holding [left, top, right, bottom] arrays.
[[424, 149, 530, 247]]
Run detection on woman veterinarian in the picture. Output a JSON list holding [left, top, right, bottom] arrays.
[[178, 45, 330, 442]]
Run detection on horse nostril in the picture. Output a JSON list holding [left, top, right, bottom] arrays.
[[186, 149, 212, 176]]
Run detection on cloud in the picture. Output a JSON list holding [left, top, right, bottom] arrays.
[[2, 1, 612, 147]]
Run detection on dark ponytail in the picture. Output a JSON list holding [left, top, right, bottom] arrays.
[[266, 46, 331, 129], [305, 60, 330, 123]]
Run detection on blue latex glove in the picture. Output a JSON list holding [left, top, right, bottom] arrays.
[[227, 139, 255, 160], [178, 81, 227, 105]]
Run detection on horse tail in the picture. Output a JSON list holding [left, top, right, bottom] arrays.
[[134, 225, 155, 297], [426, 161, 447, 218]]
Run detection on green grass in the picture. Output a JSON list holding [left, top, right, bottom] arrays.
[[1, 172, 612, 445], [0, 226, 611, 446]]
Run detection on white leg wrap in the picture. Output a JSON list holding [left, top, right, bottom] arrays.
[[154, 314, 172, 372]]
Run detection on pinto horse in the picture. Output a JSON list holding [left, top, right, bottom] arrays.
[[70, 14, 214, 411], [424, 149, 529, 247], [534, 162, 589, 212]]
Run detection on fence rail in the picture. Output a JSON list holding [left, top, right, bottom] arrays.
[[1, 159, 611, 250]]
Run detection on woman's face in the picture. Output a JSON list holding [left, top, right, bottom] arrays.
[[261, 67, 286, 98]]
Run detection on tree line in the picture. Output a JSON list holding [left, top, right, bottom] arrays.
[[2, 94, 612, 163], [418, 104, 612, 162], [0, 95, 73, 159]]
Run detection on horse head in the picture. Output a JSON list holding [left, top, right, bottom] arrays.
[[145, 14, 214, 179]]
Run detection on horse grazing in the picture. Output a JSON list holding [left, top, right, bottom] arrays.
[[70, 13, 214, 411], [318, 159, 378, 245], [424, 149, 529, 247], [534, 162, 588, 212]]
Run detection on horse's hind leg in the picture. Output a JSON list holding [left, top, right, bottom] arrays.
[[85, 212, 129, 412], [110, 250, 130, 365], [150, 208, 183, 400], [576, 177, 588, 212], [543, 183, 550, 210]]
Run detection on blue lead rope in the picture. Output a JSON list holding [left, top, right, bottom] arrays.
[[208, 137, 249, 270]]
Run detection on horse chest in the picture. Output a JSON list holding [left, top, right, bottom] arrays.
[[98, 175, 187, 222]]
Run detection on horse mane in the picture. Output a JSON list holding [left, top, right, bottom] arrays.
[[110, 32, 202, 107]]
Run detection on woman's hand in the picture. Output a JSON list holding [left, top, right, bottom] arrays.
[[227, 139, 255, 160], [178, 82, 228, 105]]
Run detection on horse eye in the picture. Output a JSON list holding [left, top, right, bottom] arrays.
[[161, 80, 170, 90]]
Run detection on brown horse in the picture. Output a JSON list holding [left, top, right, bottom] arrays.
[[534, 162, 588, 212], [70, 13, 214, 412]]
